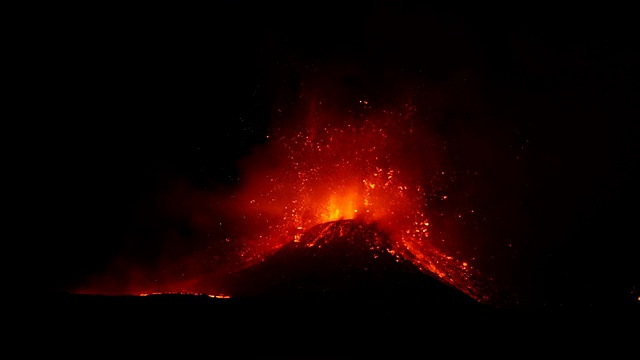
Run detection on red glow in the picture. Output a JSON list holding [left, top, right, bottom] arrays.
[[73, 99, 497, 305]]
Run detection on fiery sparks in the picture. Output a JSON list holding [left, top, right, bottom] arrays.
[[74, 99, 498, 305], [225, 101, 495, 304]]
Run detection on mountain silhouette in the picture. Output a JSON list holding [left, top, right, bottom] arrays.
[[33, 220, 618, 355], [221, 219, 485, 310]]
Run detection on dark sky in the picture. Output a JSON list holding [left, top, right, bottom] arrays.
[[25, 2, 638, 308]]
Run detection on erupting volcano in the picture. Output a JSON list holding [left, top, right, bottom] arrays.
[[29, 5, 639, 354], [72, 100, 504, 308]]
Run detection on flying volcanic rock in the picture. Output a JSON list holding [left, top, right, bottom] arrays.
[[221, 219, 484, 310]]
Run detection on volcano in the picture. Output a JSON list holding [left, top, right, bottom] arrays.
[[220, 219, 484, 310]]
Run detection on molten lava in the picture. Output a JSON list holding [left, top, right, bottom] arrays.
[[222, 219, 484, 311], [219, 103, 496, 304], [74, 100, 499, 306]]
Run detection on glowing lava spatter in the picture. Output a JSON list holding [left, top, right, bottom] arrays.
[[229, 101, 493, 304], [73, 100, 498, 305]]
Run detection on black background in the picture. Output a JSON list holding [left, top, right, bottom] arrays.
[[21, 2, 638, 311]]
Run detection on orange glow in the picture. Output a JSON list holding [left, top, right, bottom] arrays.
[[220, 103, 495, 304], [74, 100, 497, 305], [138, 292, 230, 298], [320, 188, 360, 222]]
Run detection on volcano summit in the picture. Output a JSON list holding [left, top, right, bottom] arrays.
[[221, 219, 484, 310]]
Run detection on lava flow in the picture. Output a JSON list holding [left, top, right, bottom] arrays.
[[73, 99, 500, 306], [224, 102, 495, 304]]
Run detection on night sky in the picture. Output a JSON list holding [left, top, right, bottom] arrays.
[[27, 2, 638, 311]]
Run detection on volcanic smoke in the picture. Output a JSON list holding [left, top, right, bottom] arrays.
[[73, 97, 504, 306]]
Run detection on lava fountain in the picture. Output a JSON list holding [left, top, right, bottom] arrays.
[[225, 101, 495, 304], [73, 98, 501, 306]]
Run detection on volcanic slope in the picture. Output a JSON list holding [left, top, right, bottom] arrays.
[[221, 219, 486, 312]]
